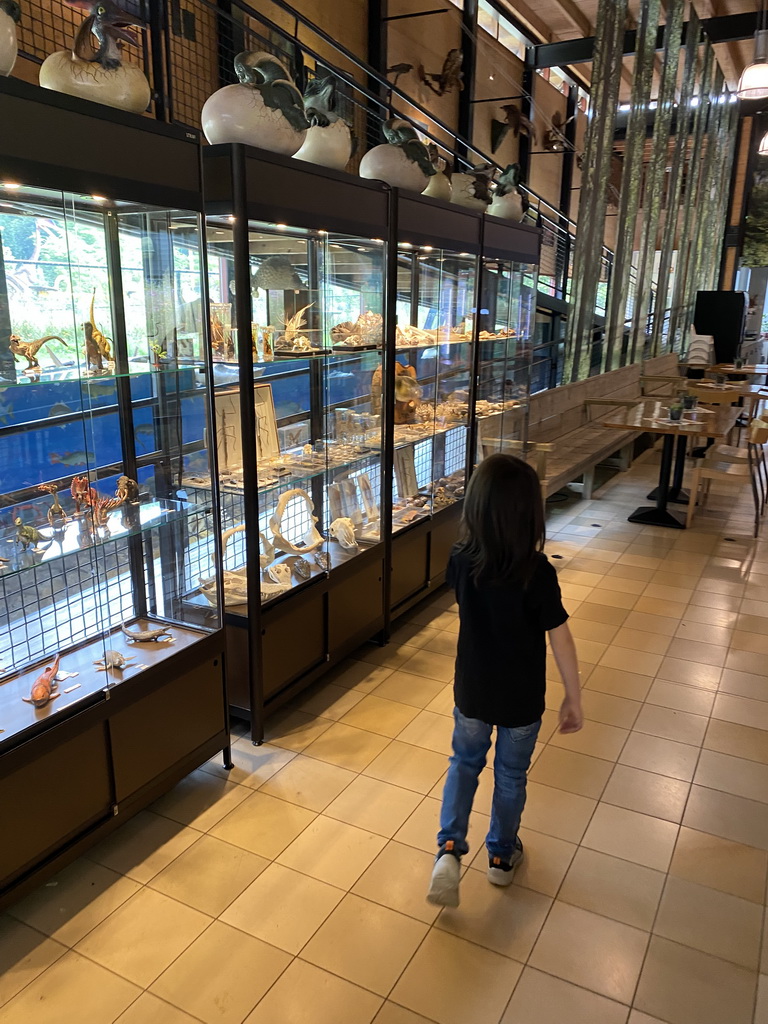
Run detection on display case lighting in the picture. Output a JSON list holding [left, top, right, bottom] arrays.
[[401, 242, 412, 248], [276, 223, 287, 230], [421, 245, 433, 251], [227, 215, 235, 222], [1, 182, 20, 189]]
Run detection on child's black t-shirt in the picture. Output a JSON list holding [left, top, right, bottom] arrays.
[[446, 545, 568, 728]]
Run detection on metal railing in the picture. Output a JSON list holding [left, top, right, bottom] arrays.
[[13, 0, 669, 384]]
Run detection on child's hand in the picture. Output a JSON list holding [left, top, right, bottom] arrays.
[[558, 697, 583, 734]]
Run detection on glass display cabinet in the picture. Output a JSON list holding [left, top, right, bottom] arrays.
[[0, 78, 227, 908], [202, 144, 391, 739], [389, 196, 540, 614], [474, 255, 538, 462], [388, 193, 482, 611]]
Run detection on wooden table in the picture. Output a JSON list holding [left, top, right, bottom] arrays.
[[708, 364, 768, 384], [601, 400, 741, 528]]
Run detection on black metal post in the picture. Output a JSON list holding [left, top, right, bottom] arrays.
[[458, 0, 479, 149], [0, 232, 15, 380], [465, 231, 484, 480], [231, 148, 265, 744], [104, 209, 148, 621], [216, 0, 246, 86], [381, 188, 398, 641], [519, 61, 535, 183], [557, 86, 578, 299], [148, 0, 169, 123]]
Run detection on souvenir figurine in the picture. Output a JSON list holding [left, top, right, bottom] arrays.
[[70, 474, 92, 514], [294, 75, 353, 171], [9, 332, 68, 371], [39, 1, 151, 114], [94, 649, 134, 672], [14, 516, 46, 550], [115, 475, 139, 504], [39, 484, 69, 531], [121, 622, 173, 643], [0, 1, 20, 77], [22, 655, 61, 708], [201, 51, 308, 154], [84, 289, 113, 365], [359, 118, 436, 192]]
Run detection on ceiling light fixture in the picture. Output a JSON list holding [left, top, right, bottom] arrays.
[[737, 1, 768, 100]]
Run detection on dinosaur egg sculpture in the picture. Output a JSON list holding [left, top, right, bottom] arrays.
[[40, 52, 150, 112], [360, 144, 430, 192], [294, 120, 353, 170], [202, 51, 308, 155], [487, 192, 524, 221], [422, 169, 452, 202], [450, 173, 489, 212], [0, 1, 20, 77], [39, 0, 150, 113]]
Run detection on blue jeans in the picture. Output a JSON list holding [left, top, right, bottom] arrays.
[[437, 708, 541, 860]]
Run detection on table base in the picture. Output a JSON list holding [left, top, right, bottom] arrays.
[[647, 485, 690, 505], [628, 505, 686, 529]]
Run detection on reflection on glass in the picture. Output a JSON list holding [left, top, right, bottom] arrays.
[[390, 247, 478, 530], [475, 258, 537, 462], [0, 183, 219, 737], [199, 221, 386, 608]]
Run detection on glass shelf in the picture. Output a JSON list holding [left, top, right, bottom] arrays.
[[0, 499, 209, 578]]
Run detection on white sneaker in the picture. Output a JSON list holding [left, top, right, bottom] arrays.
[[487, 842, 524, 887], [427, 849, 461, 907]]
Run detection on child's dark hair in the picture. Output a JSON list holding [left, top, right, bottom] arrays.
[[460, 453, 545, 585]]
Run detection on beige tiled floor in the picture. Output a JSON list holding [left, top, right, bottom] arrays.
[[2, 450, 768, 1023]]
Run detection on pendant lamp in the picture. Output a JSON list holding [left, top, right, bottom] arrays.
[[737, 2, 768, 101]]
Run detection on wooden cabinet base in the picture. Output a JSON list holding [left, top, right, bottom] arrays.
[[0, 635, 228, 911]]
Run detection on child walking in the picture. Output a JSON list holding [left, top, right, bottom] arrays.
[[427, 453, 582, 908]]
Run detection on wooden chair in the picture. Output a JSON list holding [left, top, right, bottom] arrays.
[[686, 419, 767, 537]]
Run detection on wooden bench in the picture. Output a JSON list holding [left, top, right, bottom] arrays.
[[526, 363, 643, 499], [480, 354, 705, 501]]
